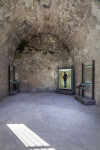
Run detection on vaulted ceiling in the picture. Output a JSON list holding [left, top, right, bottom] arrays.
[[0, 0, 96, 55]]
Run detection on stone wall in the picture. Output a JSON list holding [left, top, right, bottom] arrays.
[[14, 33, 72, 92], [0, 0, 100, 105], [73, 1, 100, 105]]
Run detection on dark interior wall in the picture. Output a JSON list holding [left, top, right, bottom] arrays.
[[0, 50, 8, 96], [14, 33, 72, 92]]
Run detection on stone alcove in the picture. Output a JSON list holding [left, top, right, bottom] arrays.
[[14, 33, 72, 92]]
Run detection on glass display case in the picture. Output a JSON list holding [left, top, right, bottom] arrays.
[[58, 68, 74, 91]]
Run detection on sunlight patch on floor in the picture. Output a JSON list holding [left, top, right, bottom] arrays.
[[7, 124, 56, 150], [29, 148, 56, 150]]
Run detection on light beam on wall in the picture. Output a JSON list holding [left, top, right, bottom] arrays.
[[7, 124, 56, 150]]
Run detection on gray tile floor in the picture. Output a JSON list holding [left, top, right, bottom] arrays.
[[0, 92, 100, 150]]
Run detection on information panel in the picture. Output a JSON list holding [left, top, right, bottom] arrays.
[[84, 65, 92, 83]]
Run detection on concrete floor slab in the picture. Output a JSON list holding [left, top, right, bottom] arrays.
[[0, 92, 100, 150]]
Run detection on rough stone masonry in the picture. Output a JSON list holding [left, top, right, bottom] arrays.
[[0, 0, 100, 105], [14, 33, 72, 92]]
